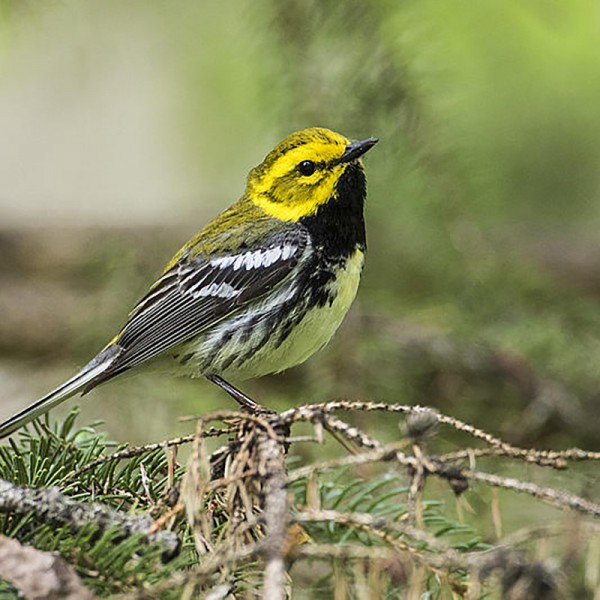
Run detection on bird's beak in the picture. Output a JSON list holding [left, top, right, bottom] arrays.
[[337, 137, 379, 164]]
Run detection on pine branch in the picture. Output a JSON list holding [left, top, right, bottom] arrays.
[[64, 427, 234, 483], [0, 479, 180, 557], [1, 399, 598, 596]]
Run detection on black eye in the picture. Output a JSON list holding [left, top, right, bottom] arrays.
[[298, 160, 316, 176]]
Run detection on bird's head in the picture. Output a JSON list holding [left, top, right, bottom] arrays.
[[247, 127, 378, 221]]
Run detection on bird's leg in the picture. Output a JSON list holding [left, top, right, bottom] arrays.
[[207, 374, 272, 414]]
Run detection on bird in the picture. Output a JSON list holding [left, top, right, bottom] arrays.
[[0, 127, 378, 439]]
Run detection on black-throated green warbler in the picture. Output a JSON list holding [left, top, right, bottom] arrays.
[[0, 127, 377, 438]]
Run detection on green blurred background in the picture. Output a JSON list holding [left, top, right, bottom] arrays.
[[1, 0, 600, 452]]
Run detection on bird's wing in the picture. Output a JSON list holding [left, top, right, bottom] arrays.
[[105, 227, 309, 375], [0, 223, 308, 438]]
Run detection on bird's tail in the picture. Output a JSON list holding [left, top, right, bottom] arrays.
[[0, 346, 120, 439]]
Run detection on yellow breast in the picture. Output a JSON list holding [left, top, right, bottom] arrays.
[[230, 248, 364, 379]]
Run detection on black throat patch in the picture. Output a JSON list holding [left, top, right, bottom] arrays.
[[300, 162, 367, 260]]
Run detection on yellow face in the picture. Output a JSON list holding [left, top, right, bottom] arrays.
[[247, 127, 356, 222]]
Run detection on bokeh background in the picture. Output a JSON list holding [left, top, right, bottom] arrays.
[[1, 0, 600, 456]]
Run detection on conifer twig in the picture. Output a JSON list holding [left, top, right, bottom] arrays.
[[0, 479, 180, 556], [64, 427, 232, 482], [463, 470, 600, 517]]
